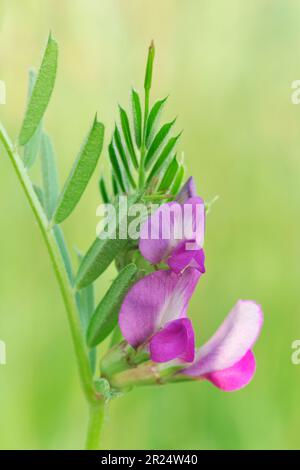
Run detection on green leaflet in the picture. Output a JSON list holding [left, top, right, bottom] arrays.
[[145, 97, 167, 147], [86, 263, 137, 347], [75, 251, 95, 329], [144, 118, 176, 169], [108, 141, 126, 193], [53, 117, 104, 224], [144, 41, 155, 92], [119, 105, 138, 169], [171, 164, 185, 195], [40, 133, 59, 220], [19, 34, 58, 146], [158, 155, 179, 192], [23, 70, 43, 168], [131, 89, 142, 149], [75, 192, 142, 289], [112, 174, 120, 197], [146, 134, 181, 184], [113, 126, 136, 189], [99, 176, 110, 204], [76, 250, 96, 372], [109, 326, 123, 347], [75, 228, 128, 290]]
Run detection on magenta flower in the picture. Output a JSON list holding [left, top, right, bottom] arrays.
[[119, 268, 200, 363], [113, 177, 263, 392], [119, 268, 263, 391], [182, 300, 263, 391], [139, 177, 206, 274]]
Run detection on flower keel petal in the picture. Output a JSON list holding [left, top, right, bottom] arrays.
[[184, 300, 263, 377], [150, 318, 195, 363], [204, 350, 256, 391]]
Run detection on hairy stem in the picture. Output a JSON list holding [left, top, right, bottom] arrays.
[[0, 123, 105, 445]]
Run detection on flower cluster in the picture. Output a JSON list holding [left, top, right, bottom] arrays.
[[102, 177, 263, 392]]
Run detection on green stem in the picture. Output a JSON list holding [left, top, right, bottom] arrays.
[[85, 402, 106, 450], [0, 123, 105, 445]]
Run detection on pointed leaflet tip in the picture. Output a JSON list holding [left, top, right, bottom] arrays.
[[144, 41, 155, 92], [150, 40, 155, 52], [48, 31, 58, 47]]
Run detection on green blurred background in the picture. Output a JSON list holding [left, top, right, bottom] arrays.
[[0, 0, 300, 450]]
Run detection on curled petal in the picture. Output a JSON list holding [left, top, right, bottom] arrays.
[[184, 300, 263, 377], [150, 318, 195, 363], [204, 350, 256, 391], [119, 268, 200, 348], [176, 177, 197, 204]]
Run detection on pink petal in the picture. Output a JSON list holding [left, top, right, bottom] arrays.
[[184, 300, 263, 377], [204, 350, 256, 391], [181, 197, 205, 247], [119, 268, 200, 348], [176, 177, 197, 203], [139, 197, 205, 266], [139, 202, 178, 264], [150, 318, 195, 363], [168, 244, 206, 274]]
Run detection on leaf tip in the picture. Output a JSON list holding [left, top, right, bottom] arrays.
[[149, 39, 155, 53], [93, 112, 99, 125], [144, 40, 155, 91]]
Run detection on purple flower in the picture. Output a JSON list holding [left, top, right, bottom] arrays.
[[183, 300, 263, 391], [119, 268, 263, 391], [119, 268, 200, 363], [139, 177, 206, 274], [116, 177, 263, 392]]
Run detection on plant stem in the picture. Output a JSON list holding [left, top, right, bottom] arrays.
[[0, 122, 105, 446], [85, 402, 105, 450]]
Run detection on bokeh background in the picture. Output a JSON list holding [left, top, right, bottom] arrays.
[[0, 0, 300, 450]]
